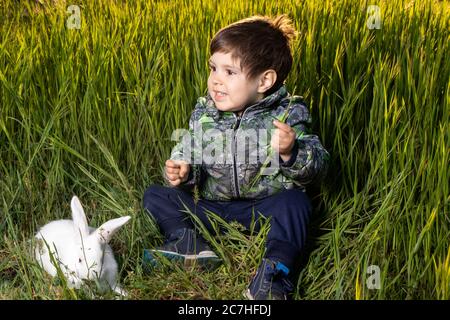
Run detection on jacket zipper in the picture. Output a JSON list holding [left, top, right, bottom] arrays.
[[232, 114, 241, 198], [231, 105, 258, 198]]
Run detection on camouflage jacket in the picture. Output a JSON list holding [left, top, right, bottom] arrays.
[[164, 85, 329, 201]]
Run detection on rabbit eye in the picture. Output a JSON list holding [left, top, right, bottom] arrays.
[[78, 258, 82, 263]]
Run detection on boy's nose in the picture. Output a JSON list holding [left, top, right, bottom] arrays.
[[211, 73, 224, 86], [212, 78, 222, 86]]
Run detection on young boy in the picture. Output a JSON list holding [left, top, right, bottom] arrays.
[[143, 15, 329, 300]]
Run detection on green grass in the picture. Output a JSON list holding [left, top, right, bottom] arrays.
[[0, 0, 449, 299]]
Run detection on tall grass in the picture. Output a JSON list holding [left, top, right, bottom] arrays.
[[0, 0, 449, 299]]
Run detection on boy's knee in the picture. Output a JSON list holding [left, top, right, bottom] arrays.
[[143, 184, 167, 208], [275, 189, 312, 216], [144, 184, 164, 196], [279, 188, 309, 202]]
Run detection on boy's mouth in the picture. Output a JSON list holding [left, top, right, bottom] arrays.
[[213, 90, 227, 101]]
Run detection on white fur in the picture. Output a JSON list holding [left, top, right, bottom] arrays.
[[35, 196, 131, 296]]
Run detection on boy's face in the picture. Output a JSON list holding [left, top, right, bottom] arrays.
[[207, 52, 263, 114]]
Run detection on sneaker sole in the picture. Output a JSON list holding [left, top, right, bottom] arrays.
[[243, 288, 288, 300], [243, 289, 254, 300], [143, 249, 222, 270]]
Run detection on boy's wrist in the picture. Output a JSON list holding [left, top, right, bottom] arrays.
[[279, 141, 298, 167], [279, 152, 292, 162]]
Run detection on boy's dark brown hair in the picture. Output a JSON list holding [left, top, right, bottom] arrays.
[[210, 15, 297, 95]]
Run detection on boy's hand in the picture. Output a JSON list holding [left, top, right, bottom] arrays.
[[165, 159, 190, 187], [271, 120, 296, 162]]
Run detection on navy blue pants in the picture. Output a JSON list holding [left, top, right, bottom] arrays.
[[143, 185, 312, 269]]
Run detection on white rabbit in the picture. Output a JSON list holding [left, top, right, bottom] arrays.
[[35, 195, 131, 296]]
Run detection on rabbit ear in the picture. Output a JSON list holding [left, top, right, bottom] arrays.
[[94, 216, 131, 244], [71, 196, 90, 238]]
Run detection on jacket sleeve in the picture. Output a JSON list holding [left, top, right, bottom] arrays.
[[163, 103, 205, 190], [278, 99, 329, 186]]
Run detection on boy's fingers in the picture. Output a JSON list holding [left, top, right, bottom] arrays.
[[179, 165, 189, 178], [167, 159, 189, 168], [165, 159, 179, 168], [271, 129, 280, 142], [169, 179, 181, 186], [166, 167, 180, 174], [166, 173, 180, 181], [273, 120, 293, 133], [271, 134, 280, 149]]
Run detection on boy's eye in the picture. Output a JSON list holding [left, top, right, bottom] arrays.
[[208, 65, 216, 71], [226, 70, 236, 75]]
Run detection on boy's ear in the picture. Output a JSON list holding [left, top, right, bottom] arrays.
[[257, 70, 277, 94]]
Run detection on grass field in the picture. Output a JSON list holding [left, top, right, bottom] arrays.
[[0, 0, 449, 299]]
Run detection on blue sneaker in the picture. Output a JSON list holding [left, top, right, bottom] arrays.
[[244, 258, 294, 300], [143, 228, 221, 270]]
